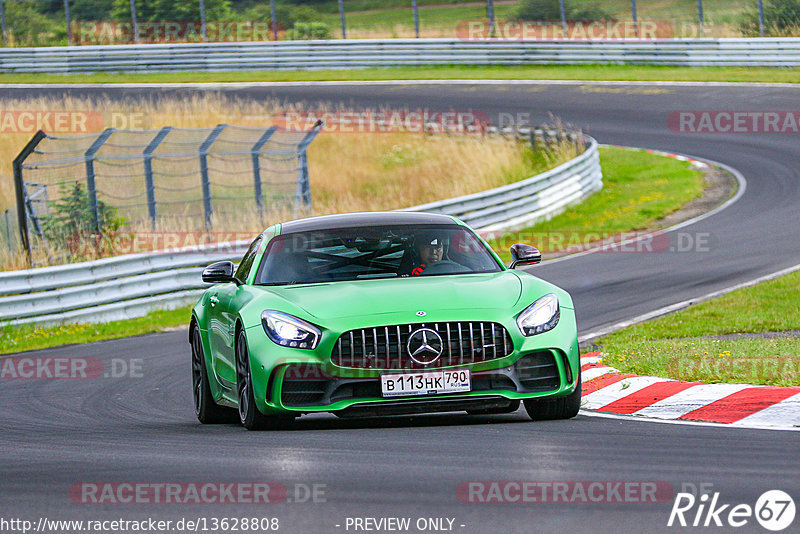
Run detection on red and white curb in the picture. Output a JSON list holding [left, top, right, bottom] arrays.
[[579, 353, 800, 430]]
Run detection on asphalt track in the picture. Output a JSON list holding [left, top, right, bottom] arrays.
[[1, 82, 799, 533]]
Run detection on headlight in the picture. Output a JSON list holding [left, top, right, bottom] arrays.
[[262, 311, 321, 349], [517, 294, 560, 336]]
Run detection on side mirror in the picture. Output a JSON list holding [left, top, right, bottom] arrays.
[[509, 244, 541, 269], [202, 261, 242, 285]]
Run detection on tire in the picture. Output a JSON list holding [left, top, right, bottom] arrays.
[[236, 329, 295, 431], [466, 400, 520, 415], [523, 378, 582, 421], [191, 325, 238, 424]]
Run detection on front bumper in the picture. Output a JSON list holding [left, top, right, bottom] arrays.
[[269, 349, 575, 415], [243, 309, 580, 416]]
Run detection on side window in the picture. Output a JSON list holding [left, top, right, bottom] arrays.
[[234, 236, 263, 283]]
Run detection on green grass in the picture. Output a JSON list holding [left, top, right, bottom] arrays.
[[5, 65, 800, 85], [0, 306, 191, 355], [597, 337, 800, 387], [596, 269, 800, 386], [489, 146, 706, 260]]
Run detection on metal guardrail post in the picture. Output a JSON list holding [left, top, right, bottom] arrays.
[[294, 121, 323, 214], [486, 0, 494, 38], [13, 130, 47, 265], [697, 0, 704, 35], [130, 0, 139, 43], [143, 126, 172, 230], [412, 0, 420, 39], [270, 0, 277, 40], [85, 128, 116, 234], [64, 0, 72, 45], [199, 124, 227, 229], [0, 0, 6, 46], [338, 0, 346, 39], [199, 0, 207, 41], [251, 126, 278, 221]]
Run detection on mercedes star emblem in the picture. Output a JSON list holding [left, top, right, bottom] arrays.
[[406, 328, 444, 365]]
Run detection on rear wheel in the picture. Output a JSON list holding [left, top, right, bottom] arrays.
[[236, 330, 295, 431], [191, 326, 238, 424], [523, 378, 582, 421]]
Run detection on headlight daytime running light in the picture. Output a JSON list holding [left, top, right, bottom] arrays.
[[262, 311, 321, 349], [517, 293, 560, 336]]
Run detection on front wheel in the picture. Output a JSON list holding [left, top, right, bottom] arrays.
[[236, 330, 295, 431], [523, 378, 582, 421], [191, 326, 238, 424]]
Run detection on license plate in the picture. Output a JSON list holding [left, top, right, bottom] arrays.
[[380, 369, 471, 397]]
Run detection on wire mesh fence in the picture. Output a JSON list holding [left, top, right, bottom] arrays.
[[13, 122, 322, 266], [0, 1, 794, 46]]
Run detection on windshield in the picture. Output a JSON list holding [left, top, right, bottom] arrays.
[[254, 224, 503, 286]]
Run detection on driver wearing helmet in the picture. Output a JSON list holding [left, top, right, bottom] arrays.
[[410, 232, 447, 276]]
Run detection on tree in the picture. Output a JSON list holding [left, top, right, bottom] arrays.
[[41, 182, 127, 257]]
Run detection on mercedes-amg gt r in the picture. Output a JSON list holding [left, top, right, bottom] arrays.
[[190, 212, 581, 430]]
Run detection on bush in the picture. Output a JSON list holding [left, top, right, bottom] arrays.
[[41, 182, 128, 257], [514, 0, 615, 21], [5, 1, 67, 46], [288, 6, 323, 25], [739, 0, 800, 36], [284, 22, 331, 40]]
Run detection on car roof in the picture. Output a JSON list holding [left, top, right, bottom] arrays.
[[278, 211, 459, 234]]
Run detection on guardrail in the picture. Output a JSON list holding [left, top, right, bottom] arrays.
[[0, 131, 600, 327], [3, 38, 800, 73]]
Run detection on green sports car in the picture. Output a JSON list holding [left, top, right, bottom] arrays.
[[190, 212, 581, 430]]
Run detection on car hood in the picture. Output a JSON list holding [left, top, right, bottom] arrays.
[[261, 271, 525, 321]]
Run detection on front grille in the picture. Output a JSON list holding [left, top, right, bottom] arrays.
[[332, 322, 514, 370]]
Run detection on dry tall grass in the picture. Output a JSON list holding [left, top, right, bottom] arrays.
[[0, 94, 577, 269]]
